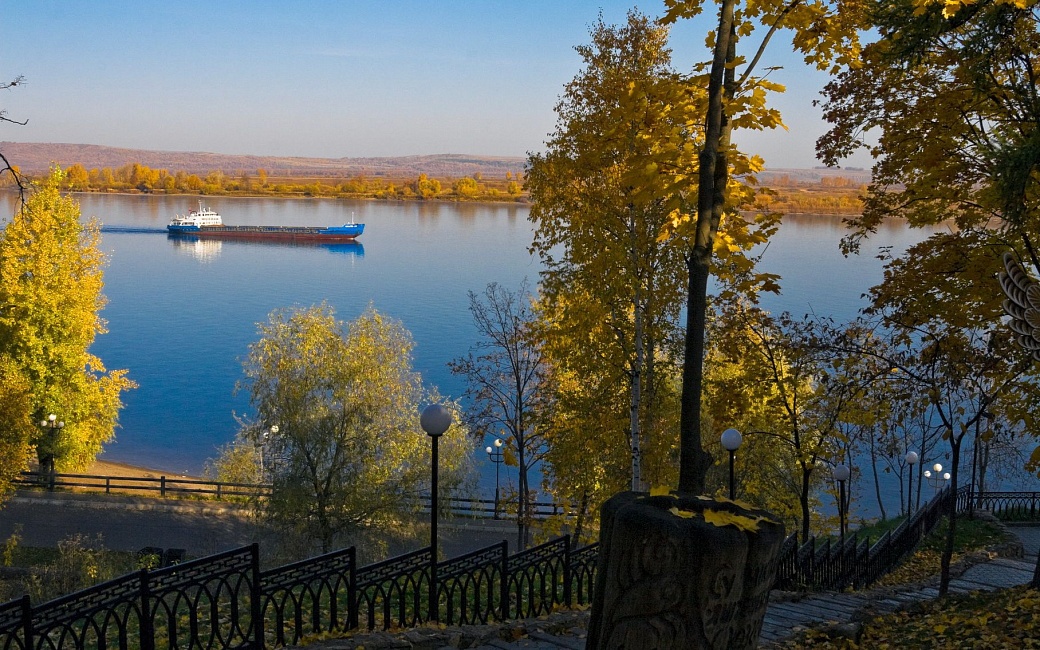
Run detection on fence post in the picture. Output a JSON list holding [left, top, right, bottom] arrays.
[[348, 547, 359, 631], [160, 476, 166, 498], [499, 541, 510, 621], [105, 477, 111, 494], [139, 568, 155, 650], [19, 594, 31, 650], [563, 535, 572, 608], [251, 543, 264, 650]]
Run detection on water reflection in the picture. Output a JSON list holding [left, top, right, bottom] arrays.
[[168, 237, 222, 262], [167, 234, 365, 260]]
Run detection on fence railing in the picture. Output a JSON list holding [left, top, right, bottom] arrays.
[[774, 484, 964, 592], [0, 537, 598, 650], [14, 471, 266, 500], [973, 491, 1040, 521], [1, 484, 1027, 649], [13, 471, 573, 519]]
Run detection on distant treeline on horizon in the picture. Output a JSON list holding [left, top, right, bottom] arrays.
[[0, 159, 866, 213]]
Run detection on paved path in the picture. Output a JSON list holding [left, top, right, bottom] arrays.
[[759, 555, 1037, 646], [0, 489, 519, 560]]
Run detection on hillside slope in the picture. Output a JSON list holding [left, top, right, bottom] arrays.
[[0, 142, 528, 179]]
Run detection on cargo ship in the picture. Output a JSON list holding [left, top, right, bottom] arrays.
[[167, 202, 364, 242]]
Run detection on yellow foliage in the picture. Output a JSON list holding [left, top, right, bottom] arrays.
[[703, 508, 767, 532]]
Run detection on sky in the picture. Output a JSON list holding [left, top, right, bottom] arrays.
[[0, 1, 870, 170]]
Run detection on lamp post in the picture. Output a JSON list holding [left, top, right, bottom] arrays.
[[905, 451, 919, 516], [485, 438, 504, 519], [420, 403, 451, 623], [260, 424, 278, 482], [923, 462, 951, 491], [832, 464, 851, 543], [720, 428, 742, 500], [39, 414, 64, 491]]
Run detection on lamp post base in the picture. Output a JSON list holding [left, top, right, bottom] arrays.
[[587, 491, 784, 650]]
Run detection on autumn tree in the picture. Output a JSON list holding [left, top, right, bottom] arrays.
[[453, 176, 479, 199], [64, 164, 90, 191], [415, 173, 441, 200], [0, 358, 34, 503], [661, 0, 866, 494], [831, 234, 1040, 595], [527, 12, 697, 499], [0, 169, 135, 475], [238, 303, 473, 553], [449, 282, 546, 549], [817, 0, 1040, 595], [706, 304, 891, 539]]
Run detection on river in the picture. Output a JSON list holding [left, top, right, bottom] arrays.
[[1, 192, 952, 518]]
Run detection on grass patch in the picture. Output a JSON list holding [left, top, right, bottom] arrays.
[[871, 516, 1011, 587]]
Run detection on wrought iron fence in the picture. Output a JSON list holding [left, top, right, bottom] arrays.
[[2, 484, 1028, 649], [774, 484, 963, 592], [0, 537, 597, 650], [974, 491, 1040, 521]]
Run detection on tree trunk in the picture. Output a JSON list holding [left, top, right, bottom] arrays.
[[631, 287, 644, 491], [939, 434, 963, 596], [800, 466, 812, 541], [870, 434, 887, 520], [678, 0, 736, 495]]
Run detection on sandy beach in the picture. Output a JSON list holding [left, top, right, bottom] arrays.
[[81, 459, 203, 481]]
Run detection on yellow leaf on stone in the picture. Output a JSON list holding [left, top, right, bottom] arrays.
[[703, 508, 763, 532], [650, 486, 672, 497], [668, 507, 695, 519]]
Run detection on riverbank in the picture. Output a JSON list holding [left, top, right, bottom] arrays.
[[84, 459, 203, 482]]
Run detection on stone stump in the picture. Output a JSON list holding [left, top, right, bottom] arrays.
[[586, 491, 785, 649]]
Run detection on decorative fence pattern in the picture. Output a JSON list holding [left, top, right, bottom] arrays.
[[2, 485, 1031, 649], [0, 538, 597, 650], [973, 491, 1040, 521]]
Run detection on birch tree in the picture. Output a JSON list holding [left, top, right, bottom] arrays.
[[527, 12, 696, 495]]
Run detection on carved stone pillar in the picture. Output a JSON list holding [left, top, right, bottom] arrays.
[[586, 491, 784, 649]]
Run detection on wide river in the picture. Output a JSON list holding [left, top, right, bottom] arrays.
[[0, 192, 943, 513]]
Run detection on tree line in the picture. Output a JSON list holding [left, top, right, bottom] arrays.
[[0, 162, 527, 203]]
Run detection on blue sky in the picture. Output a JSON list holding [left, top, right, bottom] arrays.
[[0, 1, 869, 169]]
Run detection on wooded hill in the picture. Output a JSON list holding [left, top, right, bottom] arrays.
[[0, 142, 527, 180]]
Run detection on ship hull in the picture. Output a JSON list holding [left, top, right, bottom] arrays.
[[167, 223, 364, 242]]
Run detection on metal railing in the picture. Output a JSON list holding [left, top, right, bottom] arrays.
[[774, 484, 964, 592], [2, 483, 1030, 650], [0, 537, 598, 650], [973, 491, 1040, 521]]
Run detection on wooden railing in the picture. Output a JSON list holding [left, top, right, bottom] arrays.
[[15, 471, 267, 500], [14, 471, 576, 519]]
